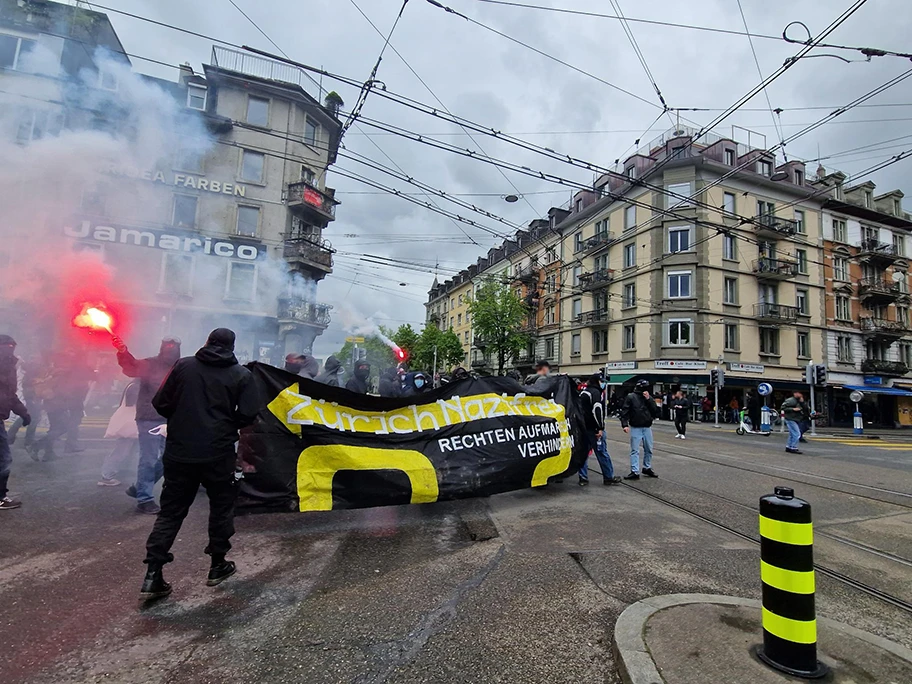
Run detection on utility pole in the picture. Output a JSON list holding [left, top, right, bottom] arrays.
[[433, 344, 438, 388]]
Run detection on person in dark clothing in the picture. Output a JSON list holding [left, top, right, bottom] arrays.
[[506, 369, 522, 382], [0, 336, 31, 510], [401, 371, 430, 397], [619, 379, 661, 480], [140, 328, 260, 600], [315, 355, 344, 387], [8, 353, 42, 447], [746, 391, 761, 433], [578, 374, 621, 486], [451, 367, 469, 381], [670, 390, 692, 439], [701, 395, 713, 422], [284, 353, 306, 374], [378, 367, 402, 398], [112, 335, 181, 515], [346, 362, 371, 394], [28, 350, 93, 462], [284, 353, 320, 379]]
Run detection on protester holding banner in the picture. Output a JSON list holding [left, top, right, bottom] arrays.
[[620, 380, 661, 480], [578, 374, 621, 486], [315, 355, 345, 387], [346, 362, 371, 394]]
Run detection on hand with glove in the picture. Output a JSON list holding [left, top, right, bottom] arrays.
[[20, 412, 31, 427]]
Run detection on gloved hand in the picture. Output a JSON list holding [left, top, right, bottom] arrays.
[[21, 413, 31, 427], [111, 335, 128, 353]]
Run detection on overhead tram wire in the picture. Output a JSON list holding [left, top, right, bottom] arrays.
[[736, 0, 785, 145]]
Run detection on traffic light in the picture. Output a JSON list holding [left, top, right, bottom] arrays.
[[814, 364, 827, 386], [710, 368, 725, 388], [718, 367, 725, 387]]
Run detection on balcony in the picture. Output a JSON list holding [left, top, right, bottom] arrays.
[[277, 300, 332, 328], [579, 269, 615, 291], [860, 359, 910, 376], [580, 232, 616, 254], [860, 317, 910, 340], [575, 309, 612, 326], [471, 356, 489, 369], [856, 239, 900, 266], [752, 214, 798, 239], [513, 264, 540, 284], [752, 258, 798, 280], [858, 277, 901, 304], [753, 303, 799, 323], [287, 180, 337, 221], [283, 237, 334, 271]]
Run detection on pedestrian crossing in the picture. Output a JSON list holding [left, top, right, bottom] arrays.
[[808, 436, 912, 451]]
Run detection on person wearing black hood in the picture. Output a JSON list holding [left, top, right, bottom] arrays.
[[378, 367, 401, 397], [402, 371, 430, 397], [346, 361, 371, 394], [0, 336, 30, 510], [112, 335, 182, 515], [284, 353, 320, 379], [139, 328, 260, 600], [315, 355, 345, 387]]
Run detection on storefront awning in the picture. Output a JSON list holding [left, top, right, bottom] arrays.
[[842, 385, 912, 397]]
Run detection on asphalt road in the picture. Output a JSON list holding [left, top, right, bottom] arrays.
[[1, 419, 910, 683]]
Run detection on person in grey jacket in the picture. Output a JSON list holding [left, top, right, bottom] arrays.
[[315, 356, 345, 387]]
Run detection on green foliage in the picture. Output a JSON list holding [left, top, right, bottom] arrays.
[[390, 324, 419, 358], [467, 280, 529, 374], [409, 325, 465, 372], [331, 324, 420, 382]]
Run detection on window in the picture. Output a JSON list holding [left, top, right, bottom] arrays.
[[832, 219, 847, 243], [98, 68, 118, 91], [0, 34, 36, 71], [576, 199, 583, 213], [574, 232, 583, 252], [450, 317, 454, 328], [759, 160, 772, 176], [623, 325, 636, 350], [724, 323, 738, 351], [545, 338, 555, 359], [300, 166, 316, 184], [670, 145, 686, 159], [797, 332, 810, 358], [837, 335, 854, 362], [172, 194, 197, 228], [894, 199, 902, 216], [466, 311, 471, 322], [894, 234, 906, 257], [794, 210, 805, 234], [240, 150, 265, 183], [186, 84, 207, 110], [546, 273, 556, 293], [246, 96, 269, 126], [572, 298, 582, 319], [623, 283, 636, 308], [571, 333, 581, 356], [545, 304, 556, 325], [724, 148, 736, 166], [864, 191, 872, 208], [236, 205, 259, 237], [833, 257, 848, 281], [668, 319, 692, 346], [723, 192, 736, 216], [667, 182, 693, 208], [835, 295, 851, 321], [667, 271, 692, 299], [160, 254, 194, 296], [796, 288, 809, 315], [594, 254, 609, 272], [226, 262, 256, 301], [593, 330, 609, 354], [623, 242, 636, 268], [897, 306, 909, 326], [304, 118, 319, 147], [572, 265, 582, 287], [464, 331, 469, 343], [796, 249, 808, 274], [175, 140, 204, 172], [759, 328, 780, 355], [457, 313, 462, 325], [794, 169, 804, 186], [900, 342, 912, 367], [624, 205, 636, 231], [723, 234, 737, 260], [862, 225, 877, 242], [723, 277, 738, 305], [757, 200, 775, 218], [668, 225, 691, 253], [625, 165, 635, 179], [16, 109, 61, 142]]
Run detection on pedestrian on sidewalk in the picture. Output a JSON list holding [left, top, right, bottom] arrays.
[[98, 380, 140, 487], [578, 374, 621, 486], [780, 391, 808, 454], [113, 335, 181, 515], [140, 328, 260, 601], [701, 395, 713, 422], [620, 379, 661, 480], [0, 335, 31, 510], [671, 390, 691, 439]]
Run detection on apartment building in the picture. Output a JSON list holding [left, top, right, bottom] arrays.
[[0, 0, 342, 362], [815, 171, 912, 427]]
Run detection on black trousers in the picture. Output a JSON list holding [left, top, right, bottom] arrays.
[[145, 455, 238, 566], [674, 418, 687, 435]]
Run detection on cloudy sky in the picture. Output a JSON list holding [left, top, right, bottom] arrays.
[[101, 0, 912, 354]]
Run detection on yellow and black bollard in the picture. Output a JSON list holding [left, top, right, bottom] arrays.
[[755, 486, 829, 678]]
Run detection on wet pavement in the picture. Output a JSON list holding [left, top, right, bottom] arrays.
[[1, 419, 911, 683]]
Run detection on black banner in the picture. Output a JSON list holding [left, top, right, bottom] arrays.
[[237, 364, 588, 512]]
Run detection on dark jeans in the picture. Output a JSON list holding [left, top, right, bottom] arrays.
[[145, 456, 238, 567], [33, 407, 72, 458], [674, 418, 687, 436], [0, 421, 12, 499]]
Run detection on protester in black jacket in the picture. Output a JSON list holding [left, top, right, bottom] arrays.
[[619, 380, 661, 480], [315, 355, 345, 387], [378, 367, 401, 398], [346, 362, 371, 394], [0, 335, 30, 510], [401, 371, 430, 397], [140, 328, 260, 601], [578, 374, 621, 486], [670, 391, 692, 439]]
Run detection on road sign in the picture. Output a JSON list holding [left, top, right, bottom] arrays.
[[345, 336, 365, 343], [758, 382, 773, 396], [849, 390, 865, 403]]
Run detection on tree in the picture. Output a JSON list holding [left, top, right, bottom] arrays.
[[412, 325, 464, 372], [467, 280, 529, 374], [390, 324, 419, 360]]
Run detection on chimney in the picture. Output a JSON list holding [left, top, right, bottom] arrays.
[[178, 62, 193, 86]]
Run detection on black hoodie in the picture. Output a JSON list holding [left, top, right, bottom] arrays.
[[378, 367, 401, 397], [152, 330, 260, 463], [346, 362, 371, 394], [315, 355, 345, 387]]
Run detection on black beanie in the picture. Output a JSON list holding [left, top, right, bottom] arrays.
[[206, 328, 236, 350]]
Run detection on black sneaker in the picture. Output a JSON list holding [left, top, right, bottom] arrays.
[[207, 560, 236, 587], [642, 468, 659, 478], [0, 496, 22, 510], [799, 437, 808, 443], [603, 477, 622, 485], [125, 484, 137, 499], [136, 501, 161, 515], [139, 568, 172, 600], [578, 478, 589, 487], [623, 472, 640, 480], [785, 448, 803, 454]]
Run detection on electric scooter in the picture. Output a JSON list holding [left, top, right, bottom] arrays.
[[735, 408, 771, 436]]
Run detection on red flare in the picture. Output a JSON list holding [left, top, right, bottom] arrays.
[[73, 303, 115, 334]]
